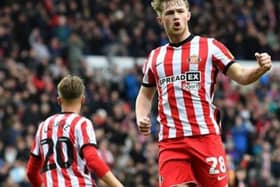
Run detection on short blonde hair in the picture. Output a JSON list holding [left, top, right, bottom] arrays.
[[57, 75, 85, 100], [151, 0, 189, 15]]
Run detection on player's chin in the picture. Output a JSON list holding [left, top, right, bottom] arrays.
[[172, 29, 184, 35], [141, 131, 151, 136]]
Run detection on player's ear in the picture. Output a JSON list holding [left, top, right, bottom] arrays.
[[157, 16, 162, 26], [187, 10, 191, 21], [57, 97, 62, 105], [81, 95, 85, 104]]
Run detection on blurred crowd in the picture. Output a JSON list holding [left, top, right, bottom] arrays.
[[0, 0, 280, 60], [0, 0, 279, 187]]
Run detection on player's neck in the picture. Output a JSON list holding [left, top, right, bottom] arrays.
[[168, 31, 191, 44], [61, 105, 81, 114], [169, 34, 193, 47]]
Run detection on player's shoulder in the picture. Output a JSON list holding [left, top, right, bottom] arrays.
[[195, 35, 216, 43], [41, 114, 57, 124], [205, 36, 222, 44], [66, 114, 92, 125], [151, 43, 169, 53], [144, 43, 168, 62], [41, 113, 88, 124], [81, 116, 92, 123], [76, 115, 94, 126]]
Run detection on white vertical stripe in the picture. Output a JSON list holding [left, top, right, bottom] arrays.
[[32, 122, 43, 155], [41, 117, 53, 187], [75, 118, 88, 184], [85, 119, 97, 144], [172, 47, 192, 136], [190, 36, 209, 134], [211, 39, 232, 66], [52, 115, 66, 187], [143, 50, 155, 84], [74, 117, 93, 185], [156, 45, 177, 139], [207, 39, 220, 134], [158, 119, 163, 141], [63, 114, 80, 186]]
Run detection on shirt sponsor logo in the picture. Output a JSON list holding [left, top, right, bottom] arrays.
[[159, 71, 201, 87], [182, 82, 201, 91]]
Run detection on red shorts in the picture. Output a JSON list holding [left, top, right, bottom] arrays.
[[158, 134, 228, 187]]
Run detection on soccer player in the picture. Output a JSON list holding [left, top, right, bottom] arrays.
[[26, 75, 124, 187], [135, 0, 272, 187]]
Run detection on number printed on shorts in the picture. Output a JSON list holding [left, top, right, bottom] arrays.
[[206, 156, 226, 174]]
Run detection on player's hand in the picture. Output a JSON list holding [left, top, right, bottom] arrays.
[[137, 116, 151, 135], [255, 52, 272, 72]]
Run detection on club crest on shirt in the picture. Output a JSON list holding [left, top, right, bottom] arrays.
[[188, 55, 201, 64]]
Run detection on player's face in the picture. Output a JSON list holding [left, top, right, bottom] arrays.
[[159, 0, 191, 41]]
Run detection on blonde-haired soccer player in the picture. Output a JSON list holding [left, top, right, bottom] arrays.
[[27, 75, 124, 187], [136, 0, 272, 186]]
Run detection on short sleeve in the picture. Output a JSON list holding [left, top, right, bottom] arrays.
[[30, 122, 44, 157], [211, 39, 235, 74], [75, 118, 97, 148], [142, 51, 156, 87]]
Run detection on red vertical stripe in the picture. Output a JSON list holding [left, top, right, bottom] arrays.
[[38, 121, 48, 186], [212, 56, 225, 72], [210, 65, 218, 98], [31, 122, 43, 153], [143, 52, 151, 73], [47, 115, 58, 186], [81, 121, 89, 143], [69, 115, 87, 187], [151, 47, 168, 139], [148, 69, 156, 85], [80, 120, 97, 185], [163, 46, 174, 139], [181, 42, 200, 135], [57, 116, 72, 186], [198, 38, 216, 134], [144, 52, 156, 85], [163, 47, 184, 138]]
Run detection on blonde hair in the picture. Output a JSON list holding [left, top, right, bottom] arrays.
[[151, 0, 189, 15], [57, 75, 85, 100]]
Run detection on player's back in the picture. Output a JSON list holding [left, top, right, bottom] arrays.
[[33, 112, 97, 187]]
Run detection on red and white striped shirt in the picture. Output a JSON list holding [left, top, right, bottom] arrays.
[[31, 113, 97, 187], [142, 35, 235, 141]]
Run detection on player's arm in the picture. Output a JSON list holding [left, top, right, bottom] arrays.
[[82, 145, 124, 187], [26, 154, 44, 187], [135, 86, 156, 135], [226, 52, 272, 85]]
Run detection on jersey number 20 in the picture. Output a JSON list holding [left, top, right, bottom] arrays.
[[40, 137, 74, 172]]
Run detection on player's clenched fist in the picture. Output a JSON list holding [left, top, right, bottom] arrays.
[[137, 116, 152, 135], [255, 52, 272, 72]]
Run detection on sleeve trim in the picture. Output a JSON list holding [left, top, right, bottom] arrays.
[[142, 83, 156, 87], [223, 61, 235, 74], [30, 152, 41, 159], [79, 143, 97, 158]]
